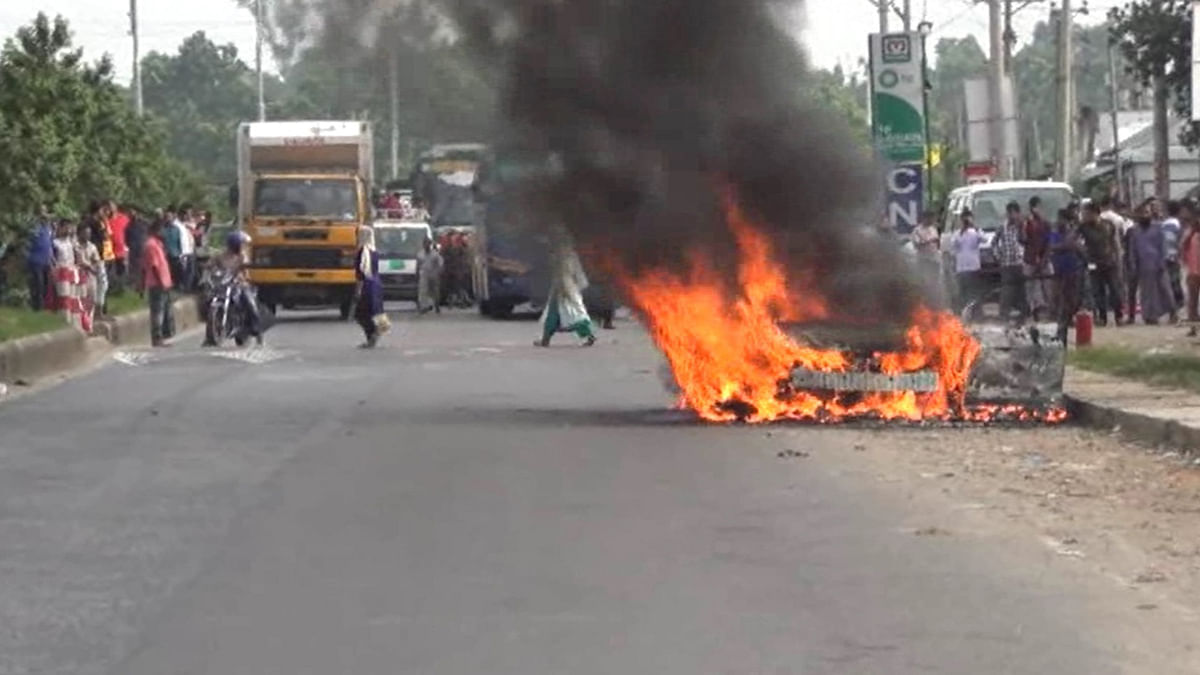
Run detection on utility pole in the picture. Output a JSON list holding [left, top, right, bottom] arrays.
[[988, 0, 1008, 179], [256, 0, 266, 122], [389, 47, 400, 181], [1107, 40, 1123, 203], [902, 0, 912, 31], [129, 0, 142, 116], [1003, 0, 1015, 74], [1055, 1, 1074, 183], [876, 0, 889, 33]]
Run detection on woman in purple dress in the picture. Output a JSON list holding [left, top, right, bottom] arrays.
[[354, 226, 387, 348]]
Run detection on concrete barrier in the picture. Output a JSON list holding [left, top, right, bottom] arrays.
[[0, 326, 90, 384], [101, 296, 200, 346], [0, 296, 201, 385]]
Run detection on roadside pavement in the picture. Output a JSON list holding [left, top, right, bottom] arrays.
[[1067, 323, 1200, 453]]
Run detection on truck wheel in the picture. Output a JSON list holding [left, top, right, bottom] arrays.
[[491, 302, 514, 319], [479, 299, 493, 317], [339, 298, 353, 321], [263, 301, 278, 315]]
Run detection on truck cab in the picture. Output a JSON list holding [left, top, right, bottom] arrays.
[[237, 121, 375, 319]]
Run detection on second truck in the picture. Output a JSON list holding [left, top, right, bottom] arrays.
[[236, 120, 375, 319]]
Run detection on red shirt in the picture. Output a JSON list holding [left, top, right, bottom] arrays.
[[1023, 214, 1050, 265], [143, 236, 173, 290], [109, 212, 130, 259], [1184, 229, 1200, 276]]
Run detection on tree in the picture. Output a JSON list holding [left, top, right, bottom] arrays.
[[237, 0, 500, 174], [0, 14, 203, 260], [807, 66, 870, 147], [1109, 0, 1192, 199], [142, 32, 262, 185]]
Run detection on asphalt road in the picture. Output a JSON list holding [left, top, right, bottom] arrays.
[[0, 306, 1169, 674]]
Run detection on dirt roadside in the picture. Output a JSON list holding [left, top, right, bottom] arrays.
[[771, 424, 1200, 674]]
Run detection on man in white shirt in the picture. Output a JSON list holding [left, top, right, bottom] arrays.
[[952, 208, 984, 319], [174, 204, 197, 290], [1098, 195, 1130, 321]]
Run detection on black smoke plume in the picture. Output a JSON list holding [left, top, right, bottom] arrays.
[[298, 0, 929, 323]]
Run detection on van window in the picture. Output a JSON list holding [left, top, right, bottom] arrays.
[[942, 194, 962, 232], [969, 187, 1073, 232]]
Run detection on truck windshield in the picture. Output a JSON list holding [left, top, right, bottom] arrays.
[[254, 179, 359, 220], [376, 228, 427, 257]]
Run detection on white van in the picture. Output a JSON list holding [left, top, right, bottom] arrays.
[[940, 181, 1075, 286]]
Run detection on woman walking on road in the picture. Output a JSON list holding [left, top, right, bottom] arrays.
[[535, 236, 597, 348], [354, 226, 388, 349]]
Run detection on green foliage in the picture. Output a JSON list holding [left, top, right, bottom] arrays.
[[0, 13, 204, 251], [142, 32, 262, 186], [0, 306, 67, 342], [1108, 0, 1195, 147], [808, 66, 870, 147]]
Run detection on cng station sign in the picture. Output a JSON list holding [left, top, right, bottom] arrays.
[[870, 32, 927, 233]]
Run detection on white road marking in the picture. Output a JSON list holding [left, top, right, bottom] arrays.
[[113, 350, 155, 367]]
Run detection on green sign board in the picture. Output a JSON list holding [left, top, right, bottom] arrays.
[[870, 32, 927, 164]]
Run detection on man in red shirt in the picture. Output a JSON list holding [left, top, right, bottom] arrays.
[[142, 220, 175, 346], [1022, 195, 1052, 321]]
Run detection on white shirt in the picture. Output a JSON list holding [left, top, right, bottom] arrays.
[[913, 224, 940, 260], [952, 227, 983, 272], [174, 219, 195, 256]]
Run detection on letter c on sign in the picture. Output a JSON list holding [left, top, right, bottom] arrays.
[[887, 167, 919, 195]]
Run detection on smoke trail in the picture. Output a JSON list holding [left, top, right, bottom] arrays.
[[293, 0, 928, 323]]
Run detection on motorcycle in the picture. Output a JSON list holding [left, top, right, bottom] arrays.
[[204, 268, 255, 347]]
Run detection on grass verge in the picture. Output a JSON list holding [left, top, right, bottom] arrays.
[[0, 307, 68, 343], [104, 290, 144, 317], [0, 290, 155, 345], [1070, 346, 1200, 395]]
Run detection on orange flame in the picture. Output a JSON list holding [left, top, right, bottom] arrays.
[[616, 191, 993, 423]]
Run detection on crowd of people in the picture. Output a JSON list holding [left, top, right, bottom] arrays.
[[21, 201, 215, 344], [941, 194, 1200, 337]]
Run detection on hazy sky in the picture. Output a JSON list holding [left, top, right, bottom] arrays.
[[1, 0, 1118, 85]]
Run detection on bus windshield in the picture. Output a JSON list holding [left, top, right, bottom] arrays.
[[971, 187, 1073, 231], [254, 178, 359, 221]]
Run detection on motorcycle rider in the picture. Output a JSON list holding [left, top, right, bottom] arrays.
[[203, 231, 263, 347]]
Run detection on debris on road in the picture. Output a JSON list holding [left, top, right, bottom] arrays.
[[776, 449, 810, 460]]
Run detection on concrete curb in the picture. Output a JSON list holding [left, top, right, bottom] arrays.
[[0, 326, 90, 384], [1065, 367, 1200, 455], [0, 296, 200, 386]]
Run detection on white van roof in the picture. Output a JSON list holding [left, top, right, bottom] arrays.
[[950, 180, 1073, 196]]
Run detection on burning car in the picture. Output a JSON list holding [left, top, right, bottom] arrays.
[[628, 194, 1067, 425]]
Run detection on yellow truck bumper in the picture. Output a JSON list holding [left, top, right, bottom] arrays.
[[250, 269, 357, 286]]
